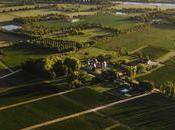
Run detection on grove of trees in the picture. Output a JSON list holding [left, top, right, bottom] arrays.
[[22, 56, 81, 79]]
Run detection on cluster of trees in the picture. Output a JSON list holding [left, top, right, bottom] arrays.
[[160, 81, 175, 97], [124, 23, 150, 33], [13, 38, 82, 52], [130, 14, 153, 22], [0, 6, 34, 13], [0, 4, 56, 13], [22, 56, 81, 79], [55, 0, 109, 4], [14, 14, 69, 23], [110, 8, 158, 14], [60, 23, 121, 35], [130, 10, 175, 25], [126, 66, 137, 81]]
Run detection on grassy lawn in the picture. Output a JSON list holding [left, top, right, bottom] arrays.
[[133, 46, 169, 60], [1, 47, 53, 69], [35, 113, 125, 130], [96, 26, 175, 52], [101, 93, 175, 130], [139, 57, 175, 87]]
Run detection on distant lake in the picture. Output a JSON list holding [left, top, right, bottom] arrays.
[[112, 1, 175, 8], [2, 25, 22, 31]]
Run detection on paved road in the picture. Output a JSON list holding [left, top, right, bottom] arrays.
[[0, 69, 22, 80], [0, 61, 13, 73], [20, 92, 152, 130]]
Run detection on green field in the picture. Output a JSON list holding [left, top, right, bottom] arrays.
[[139, 57, 175, 87], [0, 9, 60, 22], [82, 13, 138, 30], [0, 77, 66, 107], [133, 46, 169, 60], [0, 83, 123, 130], [35, 13, 138, 30], [96, 26, 175, 52], [1, 47, 53, 69], [0, 2, 174, 130], [0, 95, 85, 130], [64, 87, 122, 108], [35, 113, 127, 130], [67, 47, 118, 59], [61, 28, 110, 43], [101, 93, 175, 130]]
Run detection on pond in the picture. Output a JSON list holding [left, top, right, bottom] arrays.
[[120, 88, 130, 93], [115, 11, 126, 15], [2, 25, 22, 31]]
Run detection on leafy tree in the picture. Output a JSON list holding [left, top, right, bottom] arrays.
[[137, 64, 147, 73], [64, 57, 81, 72], [53, 62, 68, 76]]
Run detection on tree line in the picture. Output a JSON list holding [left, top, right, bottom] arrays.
[[13, 14, 69, 24], [0, 4, 56, 13], [12, 37, 83, 52], [160, 81, 175, 98]]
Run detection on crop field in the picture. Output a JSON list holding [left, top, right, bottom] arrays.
[[0, 77, 67, 107], [35, 113, 128, 130], [35, 13, 138, 30], [96, 26, 175, 52], [0, 82, 126, 130], [133, 46, 169, 60], [139, 57, 175, 87], [64, 87, 122, 108], [100, 93, 175, 130], [0, 2, 174, 130], [0, 81, 174, 130], [0, 71, 42, 89], [0, 95, 86, 130], [79, 13, 139, 30]]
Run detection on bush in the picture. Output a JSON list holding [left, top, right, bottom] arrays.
[[70, 79, 82, 88]]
